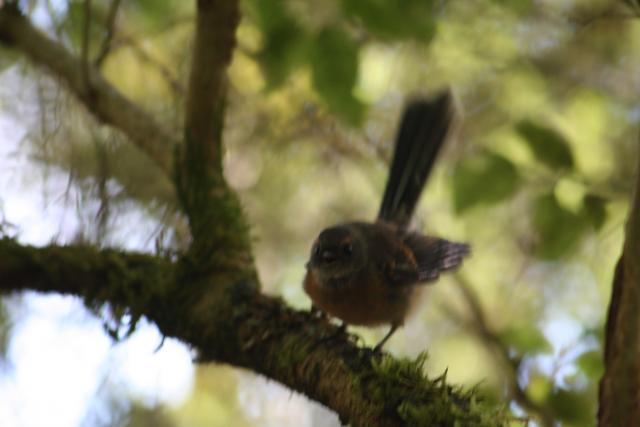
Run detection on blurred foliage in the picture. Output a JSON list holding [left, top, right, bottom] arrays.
[[1, 0, 640, 425], [548, 388, 594, 426], [452, 152, 520, 213], [516, 120, 575, 170], [124, 404, 176, 427], [499, 324, 552, 355], [309, 26, 364, 124], [169, 365, 253, 427], [533, 192, 589, 259], [341, 0, 436, 41]]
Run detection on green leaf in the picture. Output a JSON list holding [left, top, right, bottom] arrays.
[[526, 374, 552, 403], [246, 0, 308, 89], [499, 324, 551, 354], [533, 193, 588, 259], [452, 152, 520, 213], [131, 0, 176, 31], [582, 194, 607, 230], [516, 120, 574, 169], [310, 26, 365, 125], [490, 0, 533, 14], [576, 350, 604, 380], [548, 389, 594, 425], [341, 0, 436, 41]]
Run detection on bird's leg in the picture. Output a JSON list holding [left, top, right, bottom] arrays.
[[309, 305, 351, 345], [309, 321, 352, 352], [373, 323, 400, 352], [310, 304, 327, 319], [323, 321, 348, 341]]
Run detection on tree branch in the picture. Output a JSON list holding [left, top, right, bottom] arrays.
[[0, 237, 503, 427], [175, 0, 252, 274], [81, 0, 92, 89], [183, 0, 238, 171], [94, 0, 122, 67], [598, 137, 640, 426], [0, 237, 170, 313], [0, 5, 177, 175]]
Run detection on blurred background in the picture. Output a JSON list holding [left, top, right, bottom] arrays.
[[1, 0, 639, 425]]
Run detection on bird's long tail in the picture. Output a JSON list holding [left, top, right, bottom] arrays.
[[377, 90, 456, 227]]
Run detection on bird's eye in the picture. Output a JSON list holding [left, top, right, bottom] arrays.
[[342, 243, 353, 257], [312, 244, 320, 257]]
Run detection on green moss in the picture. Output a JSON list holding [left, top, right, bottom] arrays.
[[355, 352, 508, 426], [276, 334, 314, 373], [174, 129, 257, 291], [1, 235, 510, 424], [0, 236, 176, 342]]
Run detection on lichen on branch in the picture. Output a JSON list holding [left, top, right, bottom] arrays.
[[0, 5, 177, 175]]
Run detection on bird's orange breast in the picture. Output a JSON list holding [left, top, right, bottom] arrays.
[[303, 269, 418, 327]]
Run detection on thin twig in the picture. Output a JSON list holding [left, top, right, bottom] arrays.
[[45, 0, 65, 37], [94, 0, 121, 67], [81, 0, 92, 89], [452, 276, 556, 427], [0, 8, 177, 173]]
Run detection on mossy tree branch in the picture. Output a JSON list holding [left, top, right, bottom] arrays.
[[176, 0, 254, 276], [598, 138, 640, 426], [0, 2, 505, 425], [0, 237, 502, 426]]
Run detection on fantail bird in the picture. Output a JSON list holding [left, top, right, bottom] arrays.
[[303, 90, 470, 351]]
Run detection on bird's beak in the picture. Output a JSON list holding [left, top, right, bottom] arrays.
[[321, 250, 337, 263]]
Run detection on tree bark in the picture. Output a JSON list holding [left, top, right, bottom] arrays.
[[599, 138, 640, 426]]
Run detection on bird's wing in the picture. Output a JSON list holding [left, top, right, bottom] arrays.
[[381, 244, 421, 287], [402, 233, 470, 282]]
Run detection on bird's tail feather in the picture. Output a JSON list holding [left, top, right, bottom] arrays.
[[377, 90, 456, 227]]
